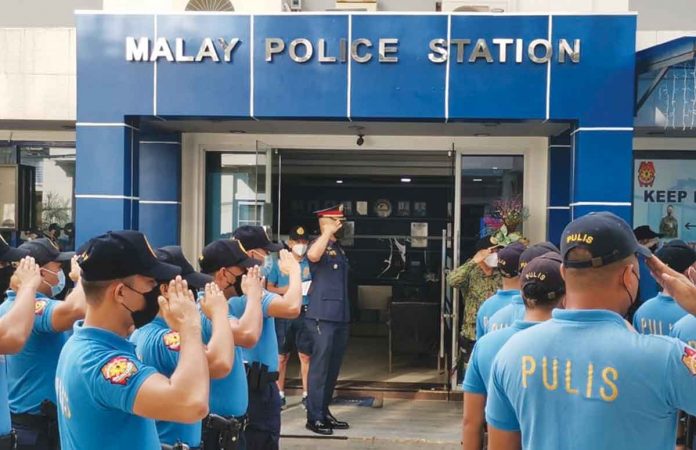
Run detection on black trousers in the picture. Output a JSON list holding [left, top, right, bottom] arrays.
[[305, 319, 349, 423], [244, 381, 280, 450]]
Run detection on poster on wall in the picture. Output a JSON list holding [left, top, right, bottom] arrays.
[[411, 222, 428, 248], [633, 159, 696, 244]]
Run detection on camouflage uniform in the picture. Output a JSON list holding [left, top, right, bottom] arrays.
[[447, 259, 502, 341]]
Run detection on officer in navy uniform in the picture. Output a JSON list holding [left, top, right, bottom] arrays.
[[305, 205, 351, 435]]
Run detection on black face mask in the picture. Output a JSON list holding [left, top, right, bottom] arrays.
[[621, 268, 640, 320], [122, 285, 160, 329], [0, 266, 13, 298], [222, 269, 244, 297]]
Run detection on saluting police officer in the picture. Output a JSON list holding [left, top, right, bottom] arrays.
[[198, 239, 266, 450], [55, 230, 210, 450], [2, 238, 83, 450], [304, 205, 351, 436], [130, 246, 235, 450], [485, 212, 696, 450], [230, 227, 302, 450]]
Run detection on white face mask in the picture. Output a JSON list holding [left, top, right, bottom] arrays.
[[484, 253, 499, 268], [292, 244, 308, 257]]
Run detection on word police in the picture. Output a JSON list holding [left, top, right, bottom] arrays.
[[126, 36, 581, 64]]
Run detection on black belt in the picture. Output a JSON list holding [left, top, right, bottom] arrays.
[[0, 431, 15, 450], [244, 362, 279, 390], [11, 413, 48, 429]]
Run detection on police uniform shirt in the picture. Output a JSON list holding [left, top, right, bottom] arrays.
[[228, 291, 279, 372], [672, 314, 696, 348], [475, 290, 521, 340], [56, 321, 160, 450], [131, 316, 210, 446], [200, 313, 249, 417], [0, 356, 10, 436], [486, 309, 696, 450], [267, 258, 312, 306], [632, 293, 688, 336], [485, 295, 525, 335], [463, 320, 538, 395], [306, 240, 350, 323], [0, 290, 66, 414]]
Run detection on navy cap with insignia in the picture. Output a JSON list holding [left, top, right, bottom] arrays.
[[521, 252, 565, 302], [561, 212, 652, 269], [289, 226, 309, 242], [0, 235, 28, 263], [78, 231, 181, 282], [518, 242, 560, 271], [155, 246, 213, 288], [655, 240, 696, 275], [19, 238, 73, 267], [199, 239, 262, 274], [497, 242, 526, 278], [314, 204, 345, 219], [232, 226, 284, 253]]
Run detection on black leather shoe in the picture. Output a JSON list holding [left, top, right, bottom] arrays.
[[326, 412, 350, 430], [306, 420, 333, 435]]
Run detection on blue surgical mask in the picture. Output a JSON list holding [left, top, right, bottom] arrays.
[[261, 255, 273, 277], [43, 268, 66, 298]]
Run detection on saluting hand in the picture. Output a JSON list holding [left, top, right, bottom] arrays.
[[10, 257, 42, 291], [69, 255, 81, 283], [159, 276, 200, 333], [324, 219, 343, 236], [200, 282, 228, 320], [242, 266, 264, 300], [647, 256, 696, 315], [278, 249, 300, 276]]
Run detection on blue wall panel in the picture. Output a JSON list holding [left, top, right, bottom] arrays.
[[157, 15, 251, 117], [75, 126, 137, 196], [139, 204, 180, 247], [548, 145, 571, 207], [75, 198, 135, 247], [140, 141, 181, 202], [548, 208, 571, 246], [350, 15, 447, 119], [572, 204, 632, 223], [76, 14, 154, 122], [253, 15, 348, 118], [448, 15, 547, 120], [572, 130, 633, 203]]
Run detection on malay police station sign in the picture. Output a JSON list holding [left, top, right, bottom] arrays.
[[125, 35, 581, 65]]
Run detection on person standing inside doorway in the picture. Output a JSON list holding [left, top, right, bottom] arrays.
[[304, 205, 351, 436], [267, 226, 313, 409]]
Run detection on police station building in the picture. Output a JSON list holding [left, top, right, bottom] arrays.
[[2, 0, 696, 387]]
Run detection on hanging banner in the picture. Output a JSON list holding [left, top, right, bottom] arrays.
[[633, 159, 696, 243]]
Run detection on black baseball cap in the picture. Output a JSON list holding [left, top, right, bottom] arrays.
[[19, 238, 74, 267], [0, 235, 28, 263], [519, 242, 560, 271], [497, 242, 526, 277], [289, 226, 309, 242], [561, 212, 652, 269], [521, 252, 565, 301], [633, 225, 663, 241], [232, 226, 284, 252], [199, 239, 262, 274], [656, 240, 696, 274], [78, 231, 181, 282], [156, 246, 213, 288]]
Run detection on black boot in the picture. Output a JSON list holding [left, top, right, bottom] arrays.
[[306, 420, 334, 435], [326, 411, 350, 430]]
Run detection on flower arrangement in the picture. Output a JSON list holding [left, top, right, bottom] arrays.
[[483, 197, 529, 246]]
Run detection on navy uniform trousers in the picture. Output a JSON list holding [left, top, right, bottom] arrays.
[[305, 318, 349, 423]]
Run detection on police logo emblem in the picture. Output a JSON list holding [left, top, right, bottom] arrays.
[[682, 346, 696, 376], [101, 356, 138, 385], [163, 331, 181, 352], [34, 300, 47, 316], [297, 227, 305, 236]]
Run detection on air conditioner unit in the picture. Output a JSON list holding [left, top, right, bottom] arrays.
[[441, 0, 509, 12], [334, 0, 378, 11]]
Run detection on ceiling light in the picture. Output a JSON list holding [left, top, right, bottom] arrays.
[[336, 180, 343, 184], [473, 178, 483, 182], [492, 167, 499, 170], [401, 178, 412, 183]]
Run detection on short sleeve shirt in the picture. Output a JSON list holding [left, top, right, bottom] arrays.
[[485, 295, 525, 335], [475, 290, 521, 340], [632, 293, 688, 336], [672, 314, 696, 348], [486, 309, 696, 450], [267, 258, 312, 305], [0, 291, 67, 414], [56, 322, 159, 450], [228, 291, 279, 371]]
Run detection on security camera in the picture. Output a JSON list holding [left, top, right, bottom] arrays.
[[356, 135, 365, 146]]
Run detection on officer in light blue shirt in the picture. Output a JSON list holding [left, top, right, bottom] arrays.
[[1, 238, 84, 450], [56, 231, 211, 450], [485, 212, 696, 450], [475, 242, 525, 340], [231, 227, 303, 450], [486, 242, 559, 334], [633, 240, 694, 335], [463, 252, 565, 450], [130, 246, 236, 450]]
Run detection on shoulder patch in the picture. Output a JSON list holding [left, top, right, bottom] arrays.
[[162, 330, 181, 352], [34, 300, 47, 316], [682, 346, 696, 376], [101, 356, 138, 385]]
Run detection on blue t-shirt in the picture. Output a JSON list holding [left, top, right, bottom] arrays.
[[201, 313, 248, 417], [476, 290, 521, 340], [672, 315, 696, 348], [229, 291, 278, 371], [463, 320, 538, 395], [485, 295, 525, 334], [0, 291, 66, 414], [0, 356, 10, 435], [632, 293, 688, 336], [56, 322, 159, 450], [486, 309, 696, 450], [267, 258, 311, 306], [131, 316, 209, 446]]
